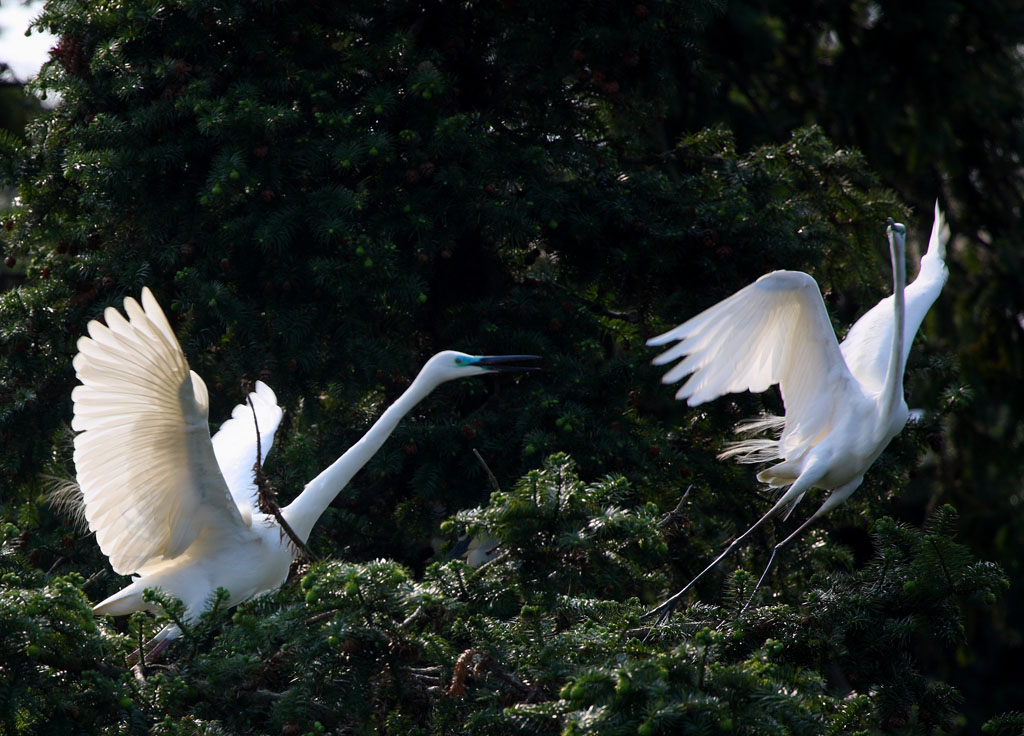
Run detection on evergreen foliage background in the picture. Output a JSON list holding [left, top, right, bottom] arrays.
[[0, 0, 1021, 733]]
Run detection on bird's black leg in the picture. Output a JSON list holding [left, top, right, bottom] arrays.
[[740, 511, 822, 613], [645, 504, 780, 624]]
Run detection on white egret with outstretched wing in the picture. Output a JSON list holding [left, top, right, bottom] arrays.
[[72, 287, 537, 647], [646, 204, 948, 620]]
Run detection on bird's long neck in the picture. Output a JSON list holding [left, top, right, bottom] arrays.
[[881, 233, 907, 418], [282, 372, 441, 543]]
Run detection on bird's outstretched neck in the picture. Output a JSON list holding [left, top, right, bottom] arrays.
[[880, 221, 907, 419], [280, 351, 538, 545], [281, 372, 441, 543]]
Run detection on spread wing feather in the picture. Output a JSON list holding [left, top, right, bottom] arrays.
[[647, 271, 858, 458], [72, 287, 246, 576]]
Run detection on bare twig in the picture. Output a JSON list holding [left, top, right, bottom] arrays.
[[82, 568, 106, 589], [305, 608, 342, 626], [401, 605, 427, 630], [472, 448, 501, 493], [658, 485, 693, 528], [525, 278, 641, 323], [248, 395, 318, 562], [466, 549, 511, 580], [45, 556, 66, 575], [446, 648, 544, 702]]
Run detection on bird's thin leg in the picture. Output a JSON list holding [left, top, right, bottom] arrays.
[[126, 624, 178, 666], [146, 635, 173, 660], [739, 477, 861, 613], [646, 466, 829, 626], [739, 512, 820, 614], [645, 495, 790, 625]]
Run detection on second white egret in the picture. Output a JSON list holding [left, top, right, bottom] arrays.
[[646, 204, 948, 620]]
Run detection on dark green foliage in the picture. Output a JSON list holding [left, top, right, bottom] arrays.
[[447, 454, 668, 604], [984, 713, 1024, 736], [0, 462, 1005, 734], [0, 0, 900, 564], [1, 0, 1020, 732], [0, 525, 130, 734]]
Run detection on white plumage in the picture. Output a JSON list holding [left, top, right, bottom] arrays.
[[73, 288, 249, 577], [646, 204, 948, 618], [650, 269, 852, 467], [840, 203, 949, 393], [72, 287, 537, 647], [211, 380, 283, 516]]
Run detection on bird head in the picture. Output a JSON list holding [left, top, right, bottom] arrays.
[[423, 350, 540, 383], [886, 218, 907, 255]]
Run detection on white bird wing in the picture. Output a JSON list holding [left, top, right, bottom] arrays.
[[211, 381, 283, 513], [71, 287, 248, 576], [647, 270, 858, 457], [840, 202, 949, 393]]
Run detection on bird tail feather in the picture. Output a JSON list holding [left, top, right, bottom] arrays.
[[717, 415, 785, 464], [43, 474, 88, 532]]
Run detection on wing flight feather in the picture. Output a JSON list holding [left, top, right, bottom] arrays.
[[72, 287, 246, 576], [648, 271, 857, 457]]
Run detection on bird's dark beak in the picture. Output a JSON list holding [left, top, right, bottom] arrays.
[[475, 355, 541, 372]]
